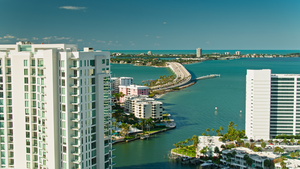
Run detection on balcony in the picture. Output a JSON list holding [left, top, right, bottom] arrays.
[[70, 74, 79, 79], [72, 150, 81, 155], [70, 83, 79, 88], [71, 125, 80, 130], [71, 109, 79, 113], [72, 142, 81, 147], [70, 101, 79, 105], [71, 92, 79, 96], [71, 133, 81, 139], [72, 159, 80, 164], [70, 65, 79, 69]]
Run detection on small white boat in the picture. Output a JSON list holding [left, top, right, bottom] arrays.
[[201, 160, 213, 167], [140, 135, 149, 140], [215, 107, 217, 110]]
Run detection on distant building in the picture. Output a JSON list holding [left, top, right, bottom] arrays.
[[196, 136, 224, 157], [221, 147, 278, 168], [119, 85, 149, 103], [224, 52, 230, 55], [147, 51, 152, 55], [196, 48, 202, 57], [235, 51, 241, 55], [111, 77, 133, 94], [124, 95, 163, 119], [246, 69, 300, 140]]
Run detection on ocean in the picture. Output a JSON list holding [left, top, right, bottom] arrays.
[[111, 57, 300, 169], [106, 50, 300, 55]]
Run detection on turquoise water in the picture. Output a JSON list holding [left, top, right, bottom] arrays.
[[107, 50, 300, 55], [112, 58, 300, 169]]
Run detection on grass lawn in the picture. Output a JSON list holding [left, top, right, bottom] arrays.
[[172, 146, 196, 158]]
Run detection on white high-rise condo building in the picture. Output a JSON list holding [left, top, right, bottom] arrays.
[[245, 69, 300, 140], [196, 48, 202, 57], [235, 51, 241, 55], [0, 42, 115, 169]]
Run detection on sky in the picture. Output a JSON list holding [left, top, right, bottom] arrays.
[[0, 0, 300, 50]]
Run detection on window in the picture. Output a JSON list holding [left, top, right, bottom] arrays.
[[106, 59, 109, 65], [61, 61, 65, 68], [90, 60, 95, 66], [24, 69, 28, 75], [24, 60, 28, 66], [24, 77, 28, 84]]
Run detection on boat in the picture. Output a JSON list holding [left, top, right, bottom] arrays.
[[200, 160, 213, 167], [215, 107, 217, 110], [140, 135, 149, 140]]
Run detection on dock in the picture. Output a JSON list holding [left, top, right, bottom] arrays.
[[193, 74, 220, 81]]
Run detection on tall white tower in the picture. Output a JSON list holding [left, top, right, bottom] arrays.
[[246, 69, 300, 140], [196, 48, 202, 57], [0, 42, 115, 169]]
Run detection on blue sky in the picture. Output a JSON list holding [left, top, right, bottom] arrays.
[[0, 0, 299, 50]]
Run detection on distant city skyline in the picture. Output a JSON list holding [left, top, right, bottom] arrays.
[[0, 0, 300, 50]]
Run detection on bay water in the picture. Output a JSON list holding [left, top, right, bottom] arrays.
[[111, 57, 300, 169]]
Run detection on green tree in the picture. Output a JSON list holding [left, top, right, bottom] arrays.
[[120, 123, 130, 138], [206, 128, 210, 135], [216, 129, 220, 136], [244, 143, 250, 148], [280, 161, 286, 168], [211, 128, 215, 136], [192, 135, 199, 147], [253, 147, 258, 152], [200, 147, 208, 157], [261, 142, 266, 148], [220, 126, 224, 135], [202, 132, 206, 136], [264, 159, 271, 169], [214, 147, 220, 157], [246, 158, 253, 167], [290, 152, 295, 158], [283, 138, 287, 145], [291, 138, 295, 145]]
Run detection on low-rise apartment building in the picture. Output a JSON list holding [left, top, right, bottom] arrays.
[[221, 147, 279, 169], [119, 85, 149, 103], [124, 95, 162, 119]]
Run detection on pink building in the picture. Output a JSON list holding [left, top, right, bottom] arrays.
[[119, 85, 149, 103]]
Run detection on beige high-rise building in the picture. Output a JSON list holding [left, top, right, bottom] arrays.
[[196, 48, 202, 57], [0, 42, 115, 169]]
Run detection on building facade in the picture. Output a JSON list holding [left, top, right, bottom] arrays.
[[124, 95, 163, 119], [0, 42, 115, 169], [246, 69, 300, 140], [196, 48, 202, 57], [119, 85, 149, 103]]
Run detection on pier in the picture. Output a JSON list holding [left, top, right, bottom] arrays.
[[193, 74, 220, 81]]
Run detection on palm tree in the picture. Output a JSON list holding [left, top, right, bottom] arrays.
[[192, 135, 199, 147], [120, 123, 130, 139], [220, 126, 224, 135], [202, 132, 206, 136], [206, 128, 210, 135], [211, 128, 215, 136], [216, 129, 220, 136]]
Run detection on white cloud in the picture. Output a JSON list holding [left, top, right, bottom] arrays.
[[59, 6, 87, 10], [163, 22, 167, 24], [3, 34, 15, 39], [96, 40, 106, 43], [206, 42, 210, 44], [43, 36, 52, 40], [131, 43, 135, 46], [154, 43, 160, 46], [116, 41, 118, 43], [145, 35, 149, 37], [77, 39, 83, 42], [156, 36, 161, 38], [32, 37, 39, 40], [0, 37, 2, 39], [17, 38, 28, 41], [54, 36, 71, 40]]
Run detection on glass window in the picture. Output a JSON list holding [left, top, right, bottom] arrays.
[[24, 69, 28, 75], [61, 61, 65, 68], [24, 60, 28, 66]]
